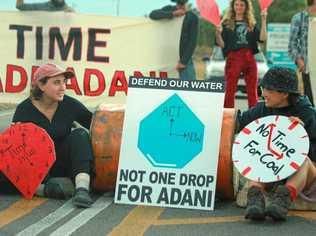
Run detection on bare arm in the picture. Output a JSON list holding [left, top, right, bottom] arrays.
[[259, 10, 267, 41], [215, 26, 225, 48]]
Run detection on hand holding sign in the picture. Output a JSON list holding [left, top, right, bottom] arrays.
[[196, 0, 221, 26], [0, 123, 55, 199], [233, 115, 309, 183], [259, 0, 273, 10]]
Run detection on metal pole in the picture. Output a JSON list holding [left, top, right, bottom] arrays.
[[116, 0, 120, 16]]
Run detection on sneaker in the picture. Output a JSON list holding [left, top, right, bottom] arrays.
[[265, 185, 291, 221], [44, 177, 75, 199], [245, 186, 265, 220], [72, 188, 93, 208]]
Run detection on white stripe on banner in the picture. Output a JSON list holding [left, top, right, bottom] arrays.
[[50, 195, 113, 236], [16, 200, 75, 236]]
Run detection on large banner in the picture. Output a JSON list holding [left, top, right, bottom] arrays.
[[0, 11, 182, 106]]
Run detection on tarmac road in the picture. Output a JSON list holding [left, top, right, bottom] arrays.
[[0, 98, 316, 236]]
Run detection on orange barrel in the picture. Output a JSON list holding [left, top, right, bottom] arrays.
[[91, 104, 236, 199], [216, 108, 237, 200], [90, 104, 125, 192]]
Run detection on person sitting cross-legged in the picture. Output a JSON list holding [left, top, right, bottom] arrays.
[[237, 67, 316, 221]]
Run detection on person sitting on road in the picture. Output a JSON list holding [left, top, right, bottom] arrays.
[[12, 63, 93, 208], [237, 66, 316, 221], [16, 0, 74, 12]]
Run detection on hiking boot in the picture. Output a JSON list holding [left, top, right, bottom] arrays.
[[44, 177, 75, 199], [245, 186, 265, 220], [265, 185, 291, 221], [72, 188, 93, 208]]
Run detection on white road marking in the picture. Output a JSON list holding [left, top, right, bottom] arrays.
[[16, 200, 74, 236], [50, 195, 113, 236], [0, 110, 14, 117]]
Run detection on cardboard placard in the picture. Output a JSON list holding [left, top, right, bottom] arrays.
[[0, 123, 55, 199], [115, 77, 225, 210], [259, 0, 273, 10], [233, 115, 309, 183], [196, 0, 221, 26]]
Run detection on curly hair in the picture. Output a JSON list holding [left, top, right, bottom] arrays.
[[222, 0, 256, 31]]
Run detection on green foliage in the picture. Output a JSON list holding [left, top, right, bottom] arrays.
[[197, 0, 307, 47]]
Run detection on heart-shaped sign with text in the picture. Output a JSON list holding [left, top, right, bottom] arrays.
[[0, 123, 55, 199]]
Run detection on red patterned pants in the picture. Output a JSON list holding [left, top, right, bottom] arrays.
[[224, 48, 258, 108]]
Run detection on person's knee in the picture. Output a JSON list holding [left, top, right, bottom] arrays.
[[302, 157, 313, 169], [248, 181, 266, 190]]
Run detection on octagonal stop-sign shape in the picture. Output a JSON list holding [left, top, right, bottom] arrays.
[[138, 93, 205, 169]]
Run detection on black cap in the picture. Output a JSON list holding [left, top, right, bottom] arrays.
[[171, 0, 188, 4], [260, 66, 300, 94]]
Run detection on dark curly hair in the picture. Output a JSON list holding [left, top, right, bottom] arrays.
[[30, 77, 49, 100]]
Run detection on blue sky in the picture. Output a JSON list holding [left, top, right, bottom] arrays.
[[0, 0, 229, 16]]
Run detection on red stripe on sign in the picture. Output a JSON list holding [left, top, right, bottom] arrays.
[[234, 141, 240, 145], [290, 162, 300, 170], [275, 115, 279, 122], [288, 121, 299, 131], [300, 135, 308, 139], [241, 167, 251, 176], [242, 128, 251, 135]]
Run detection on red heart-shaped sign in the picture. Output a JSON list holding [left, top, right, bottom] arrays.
[[0, 123, 55, 199]]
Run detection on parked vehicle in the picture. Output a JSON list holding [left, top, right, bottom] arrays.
[[204, 47, 269, 96]]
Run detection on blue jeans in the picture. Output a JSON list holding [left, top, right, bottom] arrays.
[[179, 59, 196, 80]]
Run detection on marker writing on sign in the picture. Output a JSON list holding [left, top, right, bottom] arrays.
[[256, 123, 296, 158], [244, 140, 284, 176]]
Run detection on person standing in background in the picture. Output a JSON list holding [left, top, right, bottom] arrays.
[[16, 0, 74, 12], [149, 0, 199, 80], [215, 0, 267, 108], [288, 0, 316, 107]]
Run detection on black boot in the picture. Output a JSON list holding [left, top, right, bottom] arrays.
[[265, 185, 291, 221], [44, 177, 74, 199], [245, 186, 265, 220], [72, 188, 93, 208]]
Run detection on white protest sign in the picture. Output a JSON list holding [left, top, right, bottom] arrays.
[[114, 77, 225, 210], [266, 23, 295, 69], [233, 115, 309, 183]]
